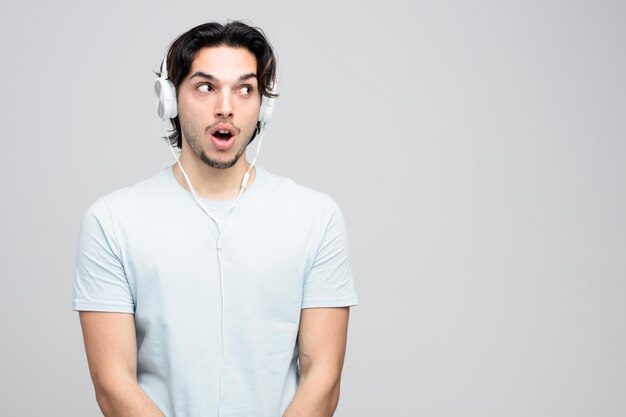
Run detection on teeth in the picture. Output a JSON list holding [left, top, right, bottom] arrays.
[[218, 130, 230, 134]]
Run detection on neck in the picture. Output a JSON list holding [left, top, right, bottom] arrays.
[[172, 147, 256, 201]]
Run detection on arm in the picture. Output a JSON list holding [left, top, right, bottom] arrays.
[[79, 311, 164, 417], [283, 307, 351, 417]]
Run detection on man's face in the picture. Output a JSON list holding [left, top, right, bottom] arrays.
[[177, 46, 260, 169]]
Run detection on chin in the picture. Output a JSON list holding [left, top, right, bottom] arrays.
[[199, 151, 243, 170]]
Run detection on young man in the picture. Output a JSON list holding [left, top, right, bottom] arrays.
[[73, 21, 359, 417]]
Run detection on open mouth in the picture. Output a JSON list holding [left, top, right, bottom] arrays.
[[213, 129, 233, 140], [210, 124, 237, 150], [211, 124, 236, 141]]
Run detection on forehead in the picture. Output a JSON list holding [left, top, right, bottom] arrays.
[[189, 46, 257, 82]]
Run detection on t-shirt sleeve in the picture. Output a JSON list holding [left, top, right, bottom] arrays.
[[301, 196, 359, 309], [72, 198, 135, 313]]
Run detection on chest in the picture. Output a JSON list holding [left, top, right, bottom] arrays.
[[119, 206, 320, 314]]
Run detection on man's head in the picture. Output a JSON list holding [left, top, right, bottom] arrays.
[[159, 21, 278, 163]]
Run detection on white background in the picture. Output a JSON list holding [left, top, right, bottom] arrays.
[[0, 0, 624, 415]]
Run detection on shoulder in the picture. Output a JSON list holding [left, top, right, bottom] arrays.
[[257, 167, 340, 212], [82, 168, 169, 223], [254, 168, 350, 239]]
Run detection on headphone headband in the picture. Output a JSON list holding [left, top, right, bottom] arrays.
[[160, 55, 169, 80]]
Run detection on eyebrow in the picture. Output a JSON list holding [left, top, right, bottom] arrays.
[[189, 71, 257, 83]]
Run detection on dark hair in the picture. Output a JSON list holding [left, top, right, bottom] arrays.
[[158, 21, 278, 148]]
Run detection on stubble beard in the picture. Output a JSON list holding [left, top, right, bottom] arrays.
[[182, 124, 253, 170]]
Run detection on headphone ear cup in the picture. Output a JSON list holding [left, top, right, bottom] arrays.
[[258, 94, 275, 124], [155, 78, 178, 119]]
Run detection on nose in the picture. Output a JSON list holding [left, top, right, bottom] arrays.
[[214, 89, 233, 119]]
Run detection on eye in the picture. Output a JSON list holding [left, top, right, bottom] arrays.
[[197, 83, 213, 93], [239, 85, 253, 95]]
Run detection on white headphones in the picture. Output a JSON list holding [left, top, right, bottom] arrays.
[[154, 55, 275, 124]]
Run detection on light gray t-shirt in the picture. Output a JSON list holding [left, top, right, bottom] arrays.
[[72, 165, 359, 417]]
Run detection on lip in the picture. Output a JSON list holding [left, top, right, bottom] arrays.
[[210, 123, 236, 136]]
